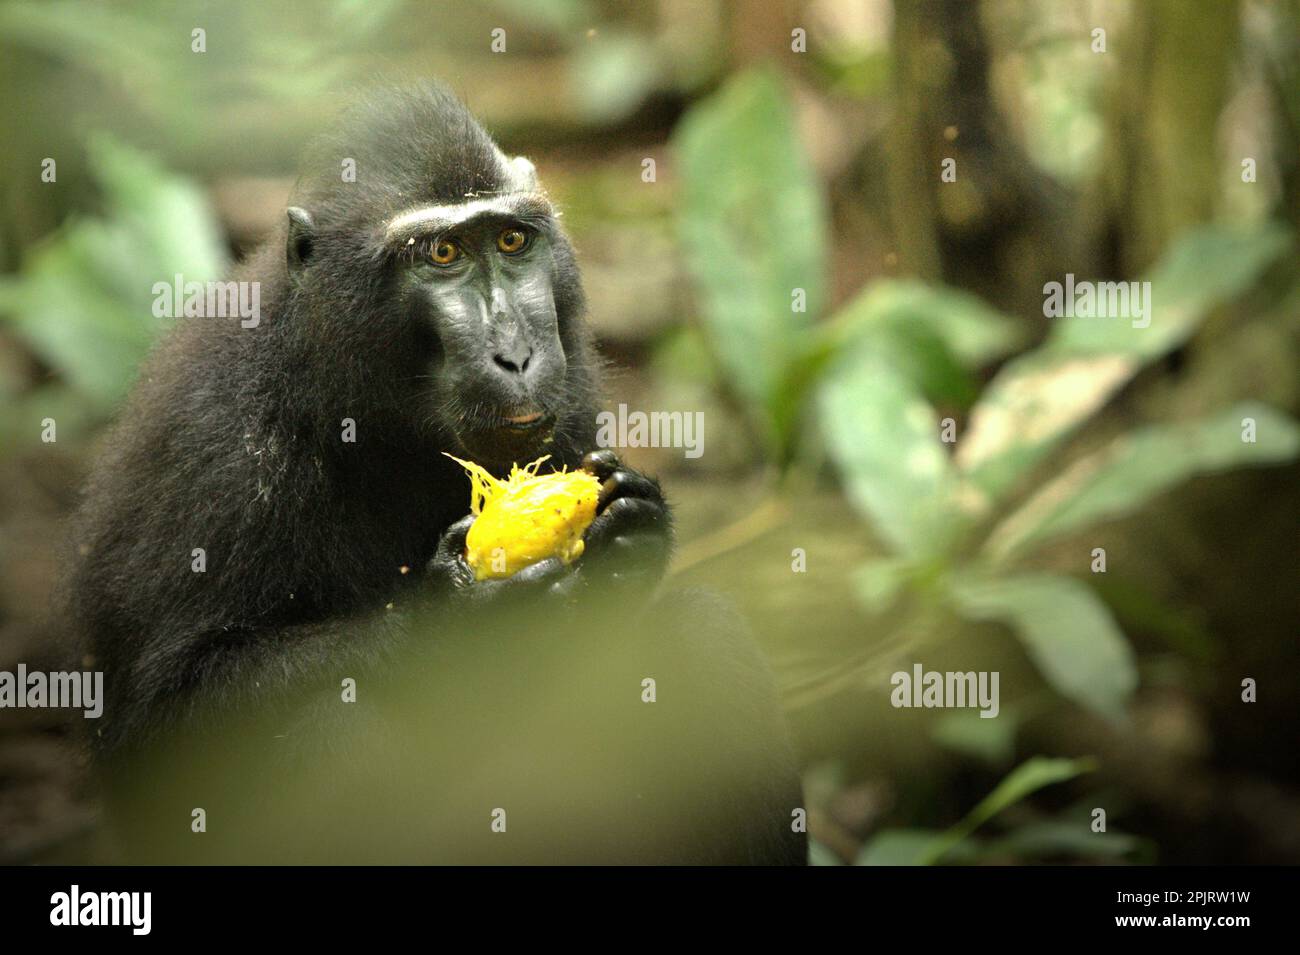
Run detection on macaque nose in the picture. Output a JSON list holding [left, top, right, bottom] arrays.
[[492, 343, 533, 376]]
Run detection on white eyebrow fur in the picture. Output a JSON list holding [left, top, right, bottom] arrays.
[[385, 199, 506, 235], [382, 191, 552, 242]]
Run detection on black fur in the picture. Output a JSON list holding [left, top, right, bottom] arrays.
[[68, 83, 805, 864]]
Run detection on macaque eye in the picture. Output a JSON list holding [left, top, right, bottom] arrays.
[[431, 240, 460, 265], [497, 228, 529, 254]]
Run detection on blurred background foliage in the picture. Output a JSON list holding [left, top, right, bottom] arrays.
[[1, 0, 1298, 865]]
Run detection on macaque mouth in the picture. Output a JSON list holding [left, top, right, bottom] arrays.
[[497, 410, 553, 434]]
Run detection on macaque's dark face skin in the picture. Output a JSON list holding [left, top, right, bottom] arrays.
[[279, 84, 599, 476], [397, 213, 568, 466]]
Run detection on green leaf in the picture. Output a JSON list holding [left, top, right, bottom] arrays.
[[824, 279, 1023, 369], [674, 68, 828, 453], [92, 133, 227, 286], [932, 706, 1022, 765], [986, 403, 1300, 559], [808, 839, 846, 866], [852, 558, 915, 612], [959, 757, 1097, 829], [857, 319, 981, 407], [984, 820, 1143, 861], [818, 356, 962, 558], [771, 280, 1019, 464], [956, 350, 1140, 506], [857, 757, 1096, 865], [949, 574, 1137, 720], [0, 134, 226, 405], [856, 830, 945, 866], [921, 756, 1097, 864], [1049, 223, 1293, 358], [809, 280, 1023, 412], [0, 232, 151, 403], [958, 224, 1292, 503]]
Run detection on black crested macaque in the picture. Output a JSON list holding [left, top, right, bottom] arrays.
[[70, 83, 805, 864]]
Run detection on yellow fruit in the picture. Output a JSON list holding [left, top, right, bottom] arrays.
[[445, 454, 602, 581]]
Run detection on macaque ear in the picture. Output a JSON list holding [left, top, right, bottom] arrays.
[[492, 148, 538, 193], [286, 207, 316, 274], [509, 156, 538, 191]]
